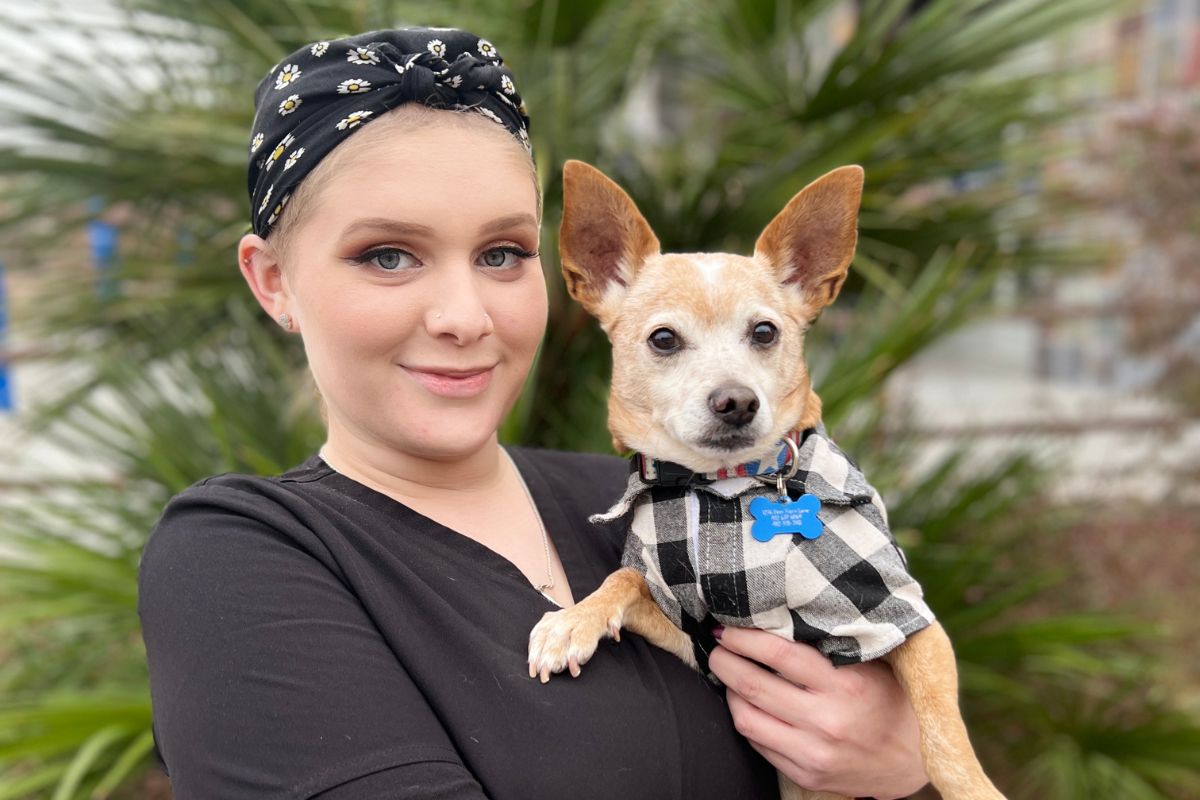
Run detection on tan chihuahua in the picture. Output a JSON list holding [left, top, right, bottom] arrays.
[[528, 160, 1005, 800]]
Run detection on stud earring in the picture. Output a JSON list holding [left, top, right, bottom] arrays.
[[277, 313, 292, 330]]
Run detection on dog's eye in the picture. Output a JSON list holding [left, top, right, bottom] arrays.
[[751, 321, 778, 346], [648, 327, 682, 354]]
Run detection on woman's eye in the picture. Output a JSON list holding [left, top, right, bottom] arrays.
[[479, 246, 537, 269], [352, 247, 418, 272], [751, 321, 778, 346]]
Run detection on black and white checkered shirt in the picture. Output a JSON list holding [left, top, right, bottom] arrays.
[[593, 428, 934, 670]]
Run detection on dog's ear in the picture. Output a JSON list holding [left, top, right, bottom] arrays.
[[754, 165, 864, 309], [559, 160, 660, 321]]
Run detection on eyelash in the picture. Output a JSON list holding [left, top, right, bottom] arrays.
[[347, 244, 539, 272], [480, 245, 539, 269]]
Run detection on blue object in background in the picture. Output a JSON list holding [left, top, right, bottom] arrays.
[[0, 260, 12, 412], [87, 196, 120, 299]]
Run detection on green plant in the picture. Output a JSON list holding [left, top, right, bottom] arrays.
[[5, 1, 1198, 798]]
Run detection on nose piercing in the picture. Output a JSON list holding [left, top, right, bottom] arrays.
[[434, 312, 443, 320]]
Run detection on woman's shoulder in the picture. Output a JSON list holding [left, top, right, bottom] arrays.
[[143, 457, 334, 571], [178, 454, 333, 497], [155, 456, 322, 516]]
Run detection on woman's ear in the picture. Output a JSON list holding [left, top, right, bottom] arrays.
[[238, 234, 295, 330]]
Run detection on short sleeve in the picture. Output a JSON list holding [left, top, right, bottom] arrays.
[[137, 483, 486, 800]]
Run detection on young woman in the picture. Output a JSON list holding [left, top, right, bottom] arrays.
[[138, 27, 928, 799]]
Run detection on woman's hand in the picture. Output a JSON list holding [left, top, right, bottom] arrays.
[[708, 626, 928, 799]]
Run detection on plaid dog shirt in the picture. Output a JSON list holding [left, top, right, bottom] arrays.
[[593, 428, 934, 671]]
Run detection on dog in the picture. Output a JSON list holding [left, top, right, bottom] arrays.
[[527, 160, 1006, 800]]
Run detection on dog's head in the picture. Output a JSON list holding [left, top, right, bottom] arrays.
[[560, 160, 863, 472]]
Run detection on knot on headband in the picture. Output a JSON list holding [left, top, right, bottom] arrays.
[[247, 28, 532, 237]]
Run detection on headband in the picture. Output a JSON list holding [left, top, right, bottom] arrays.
[[247, 27, 532, 237]]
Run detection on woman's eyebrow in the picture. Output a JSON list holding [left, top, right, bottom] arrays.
[[340, 218, 436, 238], [478, 213, 538, 236], [339, 213, 537, 240]]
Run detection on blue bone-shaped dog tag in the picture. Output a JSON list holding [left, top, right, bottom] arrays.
[[749, 493, 824, 542]]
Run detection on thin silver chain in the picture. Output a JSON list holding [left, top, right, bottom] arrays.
[[503, 449, 555, 597]]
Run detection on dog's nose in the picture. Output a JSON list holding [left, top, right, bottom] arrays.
[[708, 384, 759, 427]]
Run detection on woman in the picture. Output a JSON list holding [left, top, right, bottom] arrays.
[[138, 27, 928, 799]]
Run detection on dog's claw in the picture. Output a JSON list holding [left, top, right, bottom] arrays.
[[527, 606, 624, 683]]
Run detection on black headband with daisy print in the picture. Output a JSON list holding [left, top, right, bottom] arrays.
[[247, 27, 532, 237]]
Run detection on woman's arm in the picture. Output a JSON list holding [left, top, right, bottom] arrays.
[[708, 626, 929, 799]]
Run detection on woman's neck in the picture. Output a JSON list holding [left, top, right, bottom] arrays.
[[319, 428, 507, 501]]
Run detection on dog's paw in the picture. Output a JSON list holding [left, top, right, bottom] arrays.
[[527, 605, 623, 683]]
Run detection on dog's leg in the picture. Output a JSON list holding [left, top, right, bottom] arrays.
[[527, 567, 694, 682], [884, 622, 1006, 800], [779, 776, 849, 800]]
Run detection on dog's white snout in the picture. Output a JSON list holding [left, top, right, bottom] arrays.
[[707, 383, 759, 428]]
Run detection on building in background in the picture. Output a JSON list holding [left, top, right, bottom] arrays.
[[887, 0, 1200, 504]]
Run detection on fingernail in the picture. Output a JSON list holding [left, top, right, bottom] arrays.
[[711, 624, 724, 640]]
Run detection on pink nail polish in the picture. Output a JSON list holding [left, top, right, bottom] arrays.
[[711, 624, 725, 640]]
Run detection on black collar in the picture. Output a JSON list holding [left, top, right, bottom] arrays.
[[631, 429, 817, 487]]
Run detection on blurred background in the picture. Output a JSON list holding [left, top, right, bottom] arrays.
[[0, 0, 1197, 797]]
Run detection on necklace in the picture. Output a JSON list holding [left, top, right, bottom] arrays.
[[503, 449, 556, 602]]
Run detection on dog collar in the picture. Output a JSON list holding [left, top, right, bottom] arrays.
[[633, 429, 815, 487]]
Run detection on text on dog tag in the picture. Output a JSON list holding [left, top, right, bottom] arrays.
[[749, 493, 823, 542]]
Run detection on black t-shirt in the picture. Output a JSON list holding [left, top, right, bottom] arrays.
[[138, 446, 778, 799]]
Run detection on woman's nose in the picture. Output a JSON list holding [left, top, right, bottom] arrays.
[[423, 269, 495, 344]]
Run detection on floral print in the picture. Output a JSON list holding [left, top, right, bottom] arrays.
[[265, 133, 295, 171], [274, 64, 301, 90], [278, 94, 302, 115], [283, 147, 305, 170], [346, 46, 380, 65], [335, 110, 374, 130], [336, 78, 372, 95], [266, 193, 291, 226], [250, 28, 533, 237], [475, 107, 504, 127]]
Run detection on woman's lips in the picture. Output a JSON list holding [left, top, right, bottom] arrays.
[[401, 365, 495, 398]]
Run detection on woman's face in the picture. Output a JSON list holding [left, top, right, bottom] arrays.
[[279, 120, 546, 462]]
